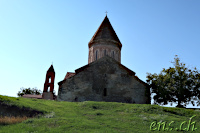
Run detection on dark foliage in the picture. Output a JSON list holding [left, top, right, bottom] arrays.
[[147, 55, 200, 108], [17, 87, 42, 97]]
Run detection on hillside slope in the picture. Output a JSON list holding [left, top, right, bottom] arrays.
[[0, 95, 200, 133]]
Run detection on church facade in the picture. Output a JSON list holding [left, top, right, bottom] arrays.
[[55, 15, 150, 104]]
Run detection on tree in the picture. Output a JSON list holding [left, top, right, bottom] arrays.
[[147, 55, 200, 108], [17, 87, 42, 97]]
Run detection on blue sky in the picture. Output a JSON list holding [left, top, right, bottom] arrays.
[[0, 0, 200, 107]]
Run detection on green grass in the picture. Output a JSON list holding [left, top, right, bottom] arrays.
[[0, 95, 200, 133]]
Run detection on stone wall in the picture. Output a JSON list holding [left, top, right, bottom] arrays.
[[57, 56, 150, 104], [88, 40, 121, 64]]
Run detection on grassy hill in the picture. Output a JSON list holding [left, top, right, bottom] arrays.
[[0, 95, 200, 133]]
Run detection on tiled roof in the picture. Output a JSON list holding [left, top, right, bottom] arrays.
[[58, 72, 76, 86], [64, 72, 76, 80], [22, 94, 42, 99]]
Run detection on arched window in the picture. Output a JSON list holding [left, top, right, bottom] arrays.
[[103, 88, 107, 96], [74, 97, 78, 102], [112, 51, 115, 58], [47, 86, 50, 92], [96, 50, 98, 60], [49, 77, 51, 83], [116, 51, 119, 61]]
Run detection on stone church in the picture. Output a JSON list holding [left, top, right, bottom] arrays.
[[43, 15, 150, 104]]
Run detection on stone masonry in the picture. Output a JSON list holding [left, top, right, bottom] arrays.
[[56, 15, 150, 104], [57, 56, 150, 103]]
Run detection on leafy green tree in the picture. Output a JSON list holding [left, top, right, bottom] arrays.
[[17, 87, 42, 97], [147, 55, 200, 108]]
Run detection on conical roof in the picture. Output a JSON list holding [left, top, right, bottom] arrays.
[[47, 65, 55, 73], [88, 15, 122, 49]]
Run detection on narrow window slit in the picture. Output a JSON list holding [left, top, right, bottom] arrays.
[[103, 88, 107, 96]]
